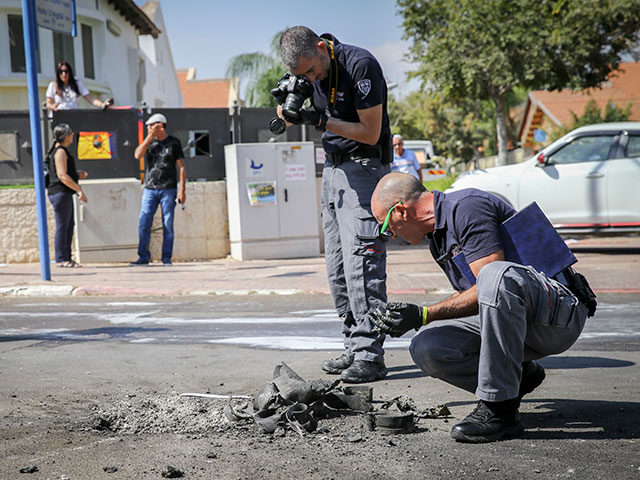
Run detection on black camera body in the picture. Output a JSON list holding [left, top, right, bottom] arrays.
[[271, 73, 314, 119]]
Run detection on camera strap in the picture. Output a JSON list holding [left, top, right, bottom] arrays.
[[324, 39, 338, 112]]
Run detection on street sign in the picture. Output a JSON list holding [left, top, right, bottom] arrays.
[[35, 0, 76, 35], [533, 128, 547, 143]]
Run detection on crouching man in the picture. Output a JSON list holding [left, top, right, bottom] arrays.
[[369, 172, 596, 443]]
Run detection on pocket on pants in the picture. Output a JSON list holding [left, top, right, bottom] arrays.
[[352, 207, 384, 259], [531, 271, 578, 329]]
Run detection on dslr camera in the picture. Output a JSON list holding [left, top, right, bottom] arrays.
[[269, 73, 314, 135]]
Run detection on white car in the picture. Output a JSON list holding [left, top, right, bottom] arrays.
[[446, 122, 640, 233]]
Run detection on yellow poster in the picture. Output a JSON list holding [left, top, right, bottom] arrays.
[[77, 131, 113, 160]]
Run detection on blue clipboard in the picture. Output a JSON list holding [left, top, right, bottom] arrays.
[[499, 202, 577, 277], [453, 202, 577, 286]]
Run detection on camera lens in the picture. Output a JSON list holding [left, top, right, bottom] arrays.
[[269, 117, 286, 135], [282, 92, 306, 120]]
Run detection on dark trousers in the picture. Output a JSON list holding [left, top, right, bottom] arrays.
[[48, 191, 75, 263]]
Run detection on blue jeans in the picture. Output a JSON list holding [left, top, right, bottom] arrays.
[[137, 188, 177, 263], [48, 191, 75, 263]]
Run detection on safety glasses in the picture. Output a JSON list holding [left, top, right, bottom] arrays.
[[379, 201, 402, 238]]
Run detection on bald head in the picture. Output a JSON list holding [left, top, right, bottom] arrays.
[[372, 172, 426, 213]]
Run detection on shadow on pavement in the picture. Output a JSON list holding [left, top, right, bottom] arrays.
[[0, 326, 168, 343], [385, 363, 427, 380], [444, 398, 640, 440], [569, 247, 640, 254], [539, 355, 635, 369], [520, 398, 640, 440]]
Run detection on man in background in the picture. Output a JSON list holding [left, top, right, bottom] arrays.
[[391, 134, 422, 183], [130, 113, 186, 266]]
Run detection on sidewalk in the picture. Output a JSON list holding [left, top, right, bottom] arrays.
[[0, 235, 639, 297]]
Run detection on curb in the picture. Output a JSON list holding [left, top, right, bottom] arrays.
[[0, 285, 75, 297]]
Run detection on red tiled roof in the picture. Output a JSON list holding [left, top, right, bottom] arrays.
[[177, 69, 234, 108], [520, 63, 640, 147]]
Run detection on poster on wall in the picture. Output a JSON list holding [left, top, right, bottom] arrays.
[[247, 182, 276, 206], [77, 131, 117, 160]]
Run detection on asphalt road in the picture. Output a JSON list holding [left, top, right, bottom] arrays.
[[1, 293, 639, 479], [1, 293, 638, 351]]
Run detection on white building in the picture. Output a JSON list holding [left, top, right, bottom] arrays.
[[138, 1, 182, 107], [0, 0, 181, 110]]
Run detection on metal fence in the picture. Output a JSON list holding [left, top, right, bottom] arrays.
[[0, 106, 319, 185]]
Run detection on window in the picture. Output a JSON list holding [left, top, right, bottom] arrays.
[[81, 24, 95, 79], [53, 32, 75, 72], [0, 132, 19, 162], [189, 130, 210, 157], [8, 14, 41, 73], [549, 135, 616, 165], [626, 135, 640, 158], [136, 58, 146, 102]]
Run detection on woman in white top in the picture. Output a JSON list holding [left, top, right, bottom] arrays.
[[45, 61, 111, 111]]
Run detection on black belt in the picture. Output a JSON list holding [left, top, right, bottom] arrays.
[[326, 146, 381, 164]]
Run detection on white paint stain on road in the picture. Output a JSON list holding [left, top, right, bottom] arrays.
[[208, 336, 412, 350]]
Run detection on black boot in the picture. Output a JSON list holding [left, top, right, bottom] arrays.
[[339, 360, 388, 383], [450, 399, 523, 443], [320, 353, 354, 374], [518, 361, 546, 403]]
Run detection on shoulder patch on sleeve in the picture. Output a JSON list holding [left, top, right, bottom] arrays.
[[357, 79, 371, 97]]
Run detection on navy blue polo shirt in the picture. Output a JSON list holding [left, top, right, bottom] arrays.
[[311, 34, 390, 154], [428, 189, 516, 292]]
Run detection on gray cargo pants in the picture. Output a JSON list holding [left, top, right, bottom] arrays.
[[410, 261, 588, 402], [322, 156, 390, 363]]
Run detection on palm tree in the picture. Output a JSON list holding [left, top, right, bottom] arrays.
[[226, 30, 287, 108]]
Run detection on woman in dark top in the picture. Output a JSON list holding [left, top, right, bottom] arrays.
[[46, 123, 88, 267]]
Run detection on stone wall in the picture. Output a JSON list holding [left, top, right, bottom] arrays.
[[0, 181, 230, 263], [0, 188, 56, 264], [148, 181, 230, 261]]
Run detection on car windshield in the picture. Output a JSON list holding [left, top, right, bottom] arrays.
[[549, 135, 615, 165]]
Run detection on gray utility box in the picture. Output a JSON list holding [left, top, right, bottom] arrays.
[[224, 142, 320, 260], [73, 178, 142, 263]]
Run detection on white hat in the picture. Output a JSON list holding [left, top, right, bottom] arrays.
[[145, 113, 167, 125]]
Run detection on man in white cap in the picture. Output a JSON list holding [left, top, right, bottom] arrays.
[[130, 113, 186, 266]]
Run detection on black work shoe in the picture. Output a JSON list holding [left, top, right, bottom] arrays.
[[129, 259, 149, 266], [339, 360, 388, 383], [450, 399, 524, 443], [321, 354, 354, 374], [518, 361, 546, 402]]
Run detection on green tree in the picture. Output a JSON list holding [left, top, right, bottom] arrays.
[[226, 31, 287, 107], [390, 87, 526, 164], [398, 0, 640, 165]]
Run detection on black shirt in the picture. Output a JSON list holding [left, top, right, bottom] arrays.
[[144, 135, 183, 190], [311, 34, 391, 155], [428, 189, 516, 292], [47, 145, 78, 195]]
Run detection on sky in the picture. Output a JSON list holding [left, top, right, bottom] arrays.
[[137, 0, 420, 98]]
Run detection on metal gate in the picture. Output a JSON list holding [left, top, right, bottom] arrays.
[[0, 107, 323, 185], [0, 111, 34, 185], [151, 107, 230, 180], [50, 108, 142, 179]]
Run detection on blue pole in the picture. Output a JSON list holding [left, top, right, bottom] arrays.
[[22, 0, 51, 281]]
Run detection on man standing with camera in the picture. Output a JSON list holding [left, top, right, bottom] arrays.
[[275, 26, 392, 383]]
